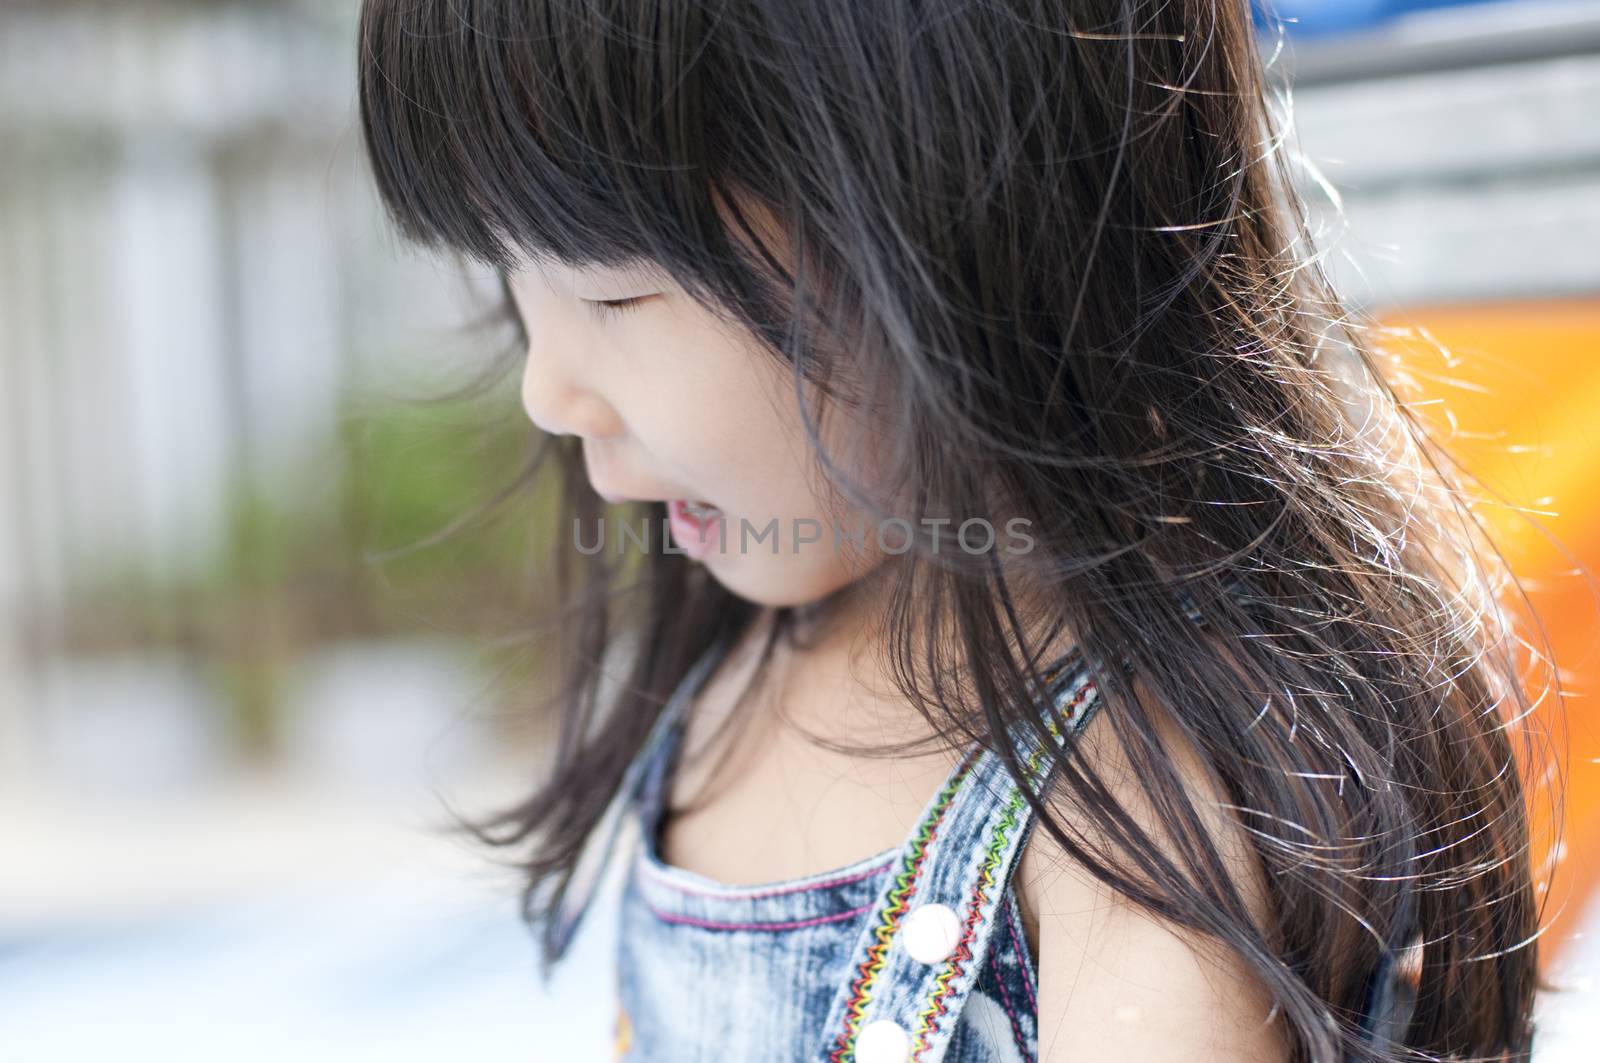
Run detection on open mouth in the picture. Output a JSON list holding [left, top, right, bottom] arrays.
[[667, 498, 724, 560]]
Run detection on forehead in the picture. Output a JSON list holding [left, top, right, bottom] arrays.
[[510, 253, 670, 292]]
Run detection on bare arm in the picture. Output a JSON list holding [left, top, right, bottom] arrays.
[[1016, 693, 1291, 1062]]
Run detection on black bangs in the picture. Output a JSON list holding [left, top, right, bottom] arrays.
[[356, 0, 727, 272]]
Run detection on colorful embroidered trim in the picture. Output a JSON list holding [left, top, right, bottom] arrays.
[[640, 854, 897, 901], [644, 901, 877, 932], [908, 680, 1098, 1061], [829, 747, 982, 1063]]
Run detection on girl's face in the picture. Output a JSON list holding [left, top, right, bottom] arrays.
[[506, 256, 887, 606]]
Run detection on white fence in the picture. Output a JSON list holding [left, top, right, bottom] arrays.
[[0, 2, 500, 783]]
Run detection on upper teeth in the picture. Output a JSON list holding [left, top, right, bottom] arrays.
[[683, 500, 718, 519]]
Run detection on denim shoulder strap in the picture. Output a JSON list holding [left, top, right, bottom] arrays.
[[545, 631, 734, 960], [815, 656, 1102, 1063]]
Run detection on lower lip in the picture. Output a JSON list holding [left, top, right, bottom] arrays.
[[667, 499, 724, 560]]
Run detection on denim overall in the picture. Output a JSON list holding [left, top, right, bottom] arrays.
[[607, 635, 1101, 1063], [577, 622, 1417, 1062]]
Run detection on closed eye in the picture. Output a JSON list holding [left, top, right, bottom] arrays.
[[585, 296, 653, 322]]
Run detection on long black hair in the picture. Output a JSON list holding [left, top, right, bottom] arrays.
[[356, 3, 1561, 1060]]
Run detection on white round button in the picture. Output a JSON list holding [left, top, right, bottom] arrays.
[[902, 902, 963, 964], [855, 1019, 912, 1063]]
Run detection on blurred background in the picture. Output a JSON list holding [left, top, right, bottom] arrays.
[[1, 0, 1597, 1059]]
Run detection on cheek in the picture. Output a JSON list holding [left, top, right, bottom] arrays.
[[627, 301, 871, 527], [725, 391, 888, 535], [656, 349, 826, 515], [712, 401, 827, 520]]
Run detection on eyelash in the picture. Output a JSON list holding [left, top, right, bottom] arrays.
[[585, 296, 650, 322]]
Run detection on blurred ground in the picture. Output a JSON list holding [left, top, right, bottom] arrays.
[[1, 785, 1597, 1061], [0, 766, 628, 1061]]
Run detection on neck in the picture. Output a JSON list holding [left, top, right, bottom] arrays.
[[741, 566, 1078, 738]]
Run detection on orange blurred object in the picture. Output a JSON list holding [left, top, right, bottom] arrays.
[[1380, 297, 1600, 975]]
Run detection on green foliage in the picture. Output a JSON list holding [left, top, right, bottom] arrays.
[[339, 384, 553, 630], [91, 377, 554, 759]]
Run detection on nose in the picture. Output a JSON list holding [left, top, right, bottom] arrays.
[[520, 343, 624, 440]]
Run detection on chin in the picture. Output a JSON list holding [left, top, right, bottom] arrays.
[[698, 549, 869, 608]]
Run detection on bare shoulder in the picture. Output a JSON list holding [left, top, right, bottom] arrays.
[[1014, 677, 1291, 1062]]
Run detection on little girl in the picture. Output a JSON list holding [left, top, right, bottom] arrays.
[[356, 2, 1554, 1060]]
